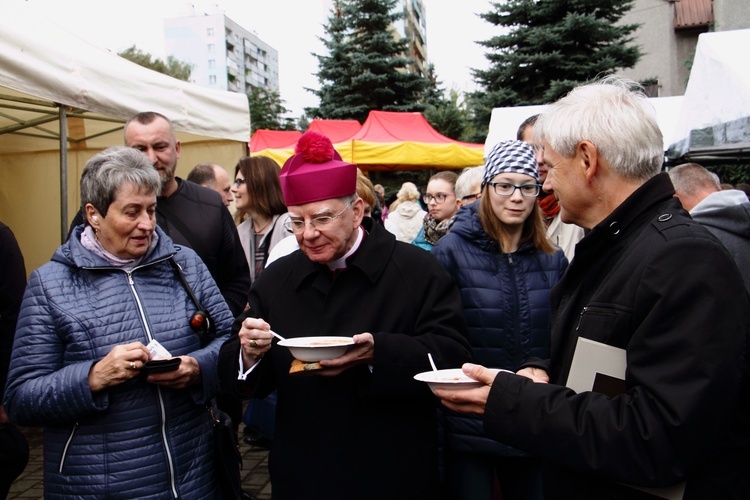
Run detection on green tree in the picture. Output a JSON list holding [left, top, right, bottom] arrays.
[[308, 0, 429, 122], [247, 87, 296, 133], [306, 1, 353, 119], [118, 45, 192, 81], [466, 0, 641, 142], [424, 89, 469, 142]]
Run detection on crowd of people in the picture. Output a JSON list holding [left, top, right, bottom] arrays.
[[2, 76, 749, 500]]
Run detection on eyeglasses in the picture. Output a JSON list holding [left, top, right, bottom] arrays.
[[283, 200, 354, 234], [423, 193, 455, 204], [460, 192, 482, 202], [233, 178, 246, 188], [488, 182, 541, 198]]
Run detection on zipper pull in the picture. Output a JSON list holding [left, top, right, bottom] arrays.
[[576, 307, 588, 331]]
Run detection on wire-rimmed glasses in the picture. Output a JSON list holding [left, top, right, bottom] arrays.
[[283, 200, 354, 234]]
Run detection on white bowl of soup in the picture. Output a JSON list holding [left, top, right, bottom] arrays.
[[414, 368, 485, 393], [278, 336, 355, 362]]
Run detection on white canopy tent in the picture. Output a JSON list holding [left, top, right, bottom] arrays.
[[667, 29, 750, 165], [485, 97, 684, 159], [0, 2, 250, 273]]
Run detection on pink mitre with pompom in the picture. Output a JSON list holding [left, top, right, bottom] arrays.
[[279, 131, 357, 206]]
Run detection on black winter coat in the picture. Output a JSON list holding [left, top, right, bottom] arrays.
[[219, 219, 472, 500], [483, 174, 750, 498]]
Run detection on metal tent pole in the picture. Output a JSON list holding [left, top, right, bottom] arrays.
[[59, 105, 68, 243]]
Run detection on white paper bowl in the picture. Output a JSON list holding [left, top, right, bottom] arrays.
[[414, 368, 485, 393], [277, 336, 355, 362]]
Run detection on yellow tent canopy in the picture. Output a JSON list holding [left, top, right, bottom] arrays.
[[251, 111, 485, 171]]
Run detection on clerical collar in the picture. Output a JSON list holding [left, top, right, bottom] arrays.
[[327, 226, 364, 271]]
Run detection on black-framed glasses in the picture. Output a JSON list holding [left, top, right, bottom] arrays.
[[423, 193, 455, 204], [283, 200, 354, 234], [488, 182, 541, 198], [461, 192, 482, 202], [233, 178, 246, 188]]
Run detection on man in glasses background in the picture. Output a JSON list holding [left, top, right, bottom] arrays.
[[218, 131, 471, 500]]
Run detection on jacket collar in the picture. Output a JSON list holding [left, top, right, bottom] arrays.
[[55, 225, 176, 269], [580, 173, 675, 247], [287, 217, 396, 290]]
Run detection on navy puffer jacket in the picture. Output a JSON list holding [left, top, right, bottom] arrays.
[[431, 203, 567, 455], [3, 225, 233, 499]]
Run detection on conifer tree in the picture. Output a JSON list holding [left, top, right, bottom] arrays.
[[306, 1, 353, 119], [308, 0, 429, 122], [466, 0, 641, 142]]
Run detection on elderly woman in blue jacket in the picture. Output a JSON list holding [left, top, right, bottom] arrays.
[[3, 147, 233, 499], [432, 140, 568, 500]]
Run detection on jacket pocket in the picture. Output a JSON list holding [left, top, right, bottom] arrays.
[[575, 304, 633, 348], [58, 422, 79, 474]]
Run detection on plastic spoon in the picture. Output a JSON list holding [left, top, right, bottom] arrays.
[[427, 353, 438, 372], [269, 330, 286, 342]]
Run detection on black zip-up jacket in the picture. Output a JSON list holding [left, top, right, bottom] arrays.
[[483, 173, 750, 498]]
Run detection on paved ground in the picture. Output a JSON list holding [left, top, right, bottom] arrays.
[[7, 425, 272, 499]]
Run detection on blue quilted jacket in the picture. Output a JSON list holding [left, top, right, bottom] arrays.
[[431, 203, 567, 456], [3, 225, 234, 499]]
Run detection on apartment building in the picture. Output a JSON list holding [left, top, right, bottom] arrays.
[[164, 7, 279, 95], [616, 0, 750, 97], [393, 0, 428, 77]]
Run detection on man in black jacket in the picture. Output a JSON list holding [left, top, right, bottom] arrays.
[[124, 112, 249, 317], [434, 78, 750, 499]]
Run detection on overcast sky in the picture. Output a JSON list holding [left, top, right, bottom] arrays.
[[14, 0, 498, 117]]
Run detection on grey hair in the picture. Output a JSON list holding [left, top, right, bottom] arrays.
[[535, 77, 664, 182], [81, 146, 160, 219], [668, 163, 720, 197], [455, 166, 484, 200]]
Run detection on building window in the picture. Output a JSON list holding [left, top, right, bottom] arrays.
[[208, 59, 215, 69], [209, 75, 216, 84], [207, 27, 214, 37], [207, 43, 215, 53]]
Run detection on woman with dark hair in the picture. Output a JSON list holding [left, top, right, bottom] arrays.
[[232, 156, 291, 283], [3, 146, 233, 498], [431, 140, 568, 500]]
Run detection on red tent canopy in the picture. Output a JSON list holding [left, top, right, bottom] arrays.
[[351, 110, 476, 146], [306, 119, 362, 143], [249, 129, 302, 152]]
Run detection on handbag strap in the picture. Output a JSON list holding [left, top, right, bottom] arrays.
[[167, 257, 216, 344]]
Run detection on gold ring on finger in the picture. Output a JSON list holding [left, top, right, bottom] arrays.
[[249, 339, 258, 349], [130, 361, 136, 370]]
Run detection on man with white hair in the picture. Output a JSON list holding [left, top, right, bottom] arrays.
[[434, 78, 750, 498]]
